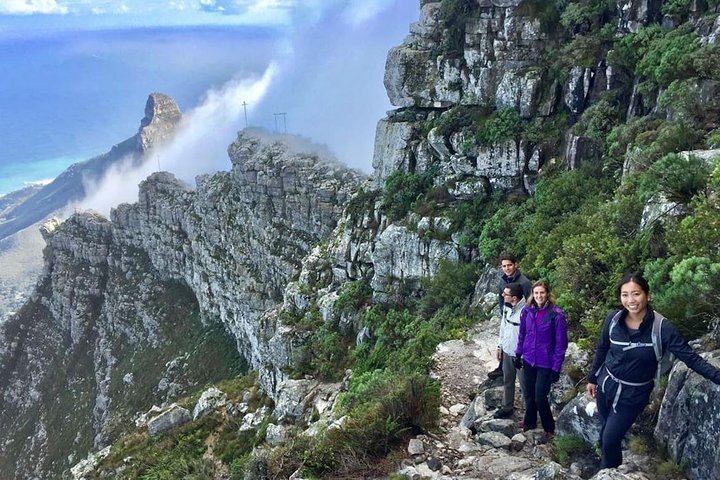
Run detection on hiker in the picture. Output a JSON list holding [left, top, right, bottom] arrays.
[[493, 282, 527, 418], [488, 253, 532, 380], [586, 273, 720, 469], [515, 280, 568, 442]]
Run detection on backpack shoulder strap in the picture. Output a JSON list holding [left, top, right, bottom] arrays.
[[608, 310, 623, 338], [651, 311, 665, 362]]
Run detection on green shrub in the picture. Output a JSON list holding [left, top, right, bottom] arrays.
[[572, 97, 624, 153], [661, 0, 691, 19], [475, 107, 523, 144], [609, 25, 663, 75], [419, 259, 479, 318], [553, 434, 590, 465], [636, 26, 700, 87], [645, 256, 720, 338], [335, 280, 373, 315], [643, 153, 712, 204], [382, 170, 436, 221], [559, 0, 615, 30]]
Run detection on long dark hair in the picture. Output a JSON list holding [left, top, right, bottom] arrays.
[[616, 273, 651, 297], [527, 280, 556, 308]]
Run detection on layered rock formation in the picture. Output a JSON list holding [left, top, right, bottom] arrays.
[[0, 93, 183, 324], [3, 1, 720, 478], [0, 130, 364, 478]]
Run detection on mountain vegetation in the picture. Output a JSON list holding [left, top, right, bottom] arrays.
[[2, 1, 720, 479]]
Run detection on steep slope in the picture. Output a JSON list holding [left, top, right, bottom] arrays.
[[0, 93, 182, 324], [0, 131, 365, 479], [0, 92, 181, 242], [4, 1, 720, 479]]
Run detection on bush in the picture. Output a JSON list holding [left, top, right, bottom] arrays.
[[572, 97, 624, 153], [661, 0, 691, 20], [645, 256, 720, 338], [335, 280, 373, 315], [636, 26, 700, 87], [382, 170, 436, 221], [419, 259, 479, 318], [643, 153, 712, 204], [553, 434, 590, 465], [476, 108, 523, 144], [559, 0, 615, 30]]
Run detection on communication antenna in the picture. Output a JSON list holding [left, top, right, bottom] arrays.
[[242, 101, 248, 128], [273, 112, 287, 134], [156, 154, 161, 172]]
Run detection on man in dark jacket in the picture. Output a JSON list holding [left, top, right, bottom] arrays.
[[488, 253, 532, 379]]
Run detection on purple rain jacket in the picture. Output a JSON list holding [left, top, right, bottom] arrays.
[[515, 303, 569, 373]]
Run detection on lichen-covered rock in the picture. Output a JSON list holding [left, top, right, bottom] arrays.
[[192, 387, 227, 420], [147, 404, 191, 436], [654, 350, 720, 480], [370, 224, 458, 298], [556, 393, 601, 447]]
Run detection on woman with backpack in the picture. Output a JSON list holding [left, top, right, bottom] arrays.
[[515, 280, 569, 442], [586, 273, 720, 469]]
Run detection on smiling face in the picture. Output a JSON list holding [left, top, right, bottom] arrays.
[[501, 260, 518, 278], [533, 285, 548, 306], [620, 281, 650, 318]]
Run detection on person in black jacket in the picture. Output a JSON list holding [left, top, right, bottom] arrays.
[[586, 273, 720, 469], [488, 253, 532, 379]]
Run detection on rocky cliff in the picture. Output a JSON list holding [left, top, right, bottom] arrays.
[[3, 1, 720, 479], [0, 92, 181, 243], [0, 130, 364, 478]]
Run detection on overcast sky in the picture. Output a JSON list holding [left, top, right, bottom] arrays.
[[0, 0, 405, 29], [1, 0, 418, 213]]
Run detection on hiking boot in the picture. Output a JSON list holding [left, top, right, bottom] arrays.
[[517, 421, 535, 432], [541, 431, 554, 444], [487, 367, 503, 379], [493, 407, 514, 419]]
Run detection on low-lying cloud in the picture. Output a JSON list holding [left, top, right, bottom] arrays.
[[79, 63, 278, 217]]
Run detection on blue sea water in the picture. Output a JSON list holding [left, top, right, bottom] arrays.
[[0, 25, 279, 196], [0, 3, 420, 198]]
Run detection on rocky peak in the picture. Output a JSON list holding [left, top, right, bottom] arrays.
[[137, 92, 183, 153]]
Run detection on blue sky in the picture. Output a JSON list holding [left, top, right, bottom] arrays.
[[0, 0, 405, 30], [0, 0, 418, 206]]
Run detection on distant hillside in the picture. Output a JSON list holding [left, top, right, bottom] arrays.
[[0, 92, 182, 242]]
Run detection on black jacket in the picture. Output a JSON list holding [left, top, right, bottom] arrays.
[[588, 308, 720, 405]]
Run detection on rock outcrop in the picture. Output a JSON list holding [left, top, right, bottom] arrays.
[[0, 130, 364, 479], [4, 1, 720, 479], [655, 351, 720, 480], [0, 93, 182, 243]]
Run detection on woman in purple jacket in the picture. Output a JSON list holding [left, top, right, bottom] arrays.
[[515, 280, 569, 440]]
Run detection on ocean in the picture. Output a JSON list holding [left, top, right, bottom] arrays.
[[0, 25, 281, 196], [0, 3, 419, 198]]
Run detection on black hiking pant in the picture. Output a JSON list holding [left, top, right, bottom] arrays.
[[519, 363, 554, 433], [596, 387, 647, 468]]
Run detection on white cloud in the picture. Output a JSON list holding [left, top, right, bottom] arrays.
[[0, 0, 68, 14], [342, 0, 394, 25], [79, 63, 279, 216]]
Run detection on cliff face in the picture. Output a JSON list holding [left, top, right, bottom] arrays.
[[3, 1, 720, 478], [0, 131, 364, 479]]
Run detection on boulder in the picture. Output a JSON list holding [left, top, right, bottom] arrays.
[[654, 350, 720, 480], [192, 387, 227, 420], [147, 404, 191, 436], [556, 393, 601, 447]]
